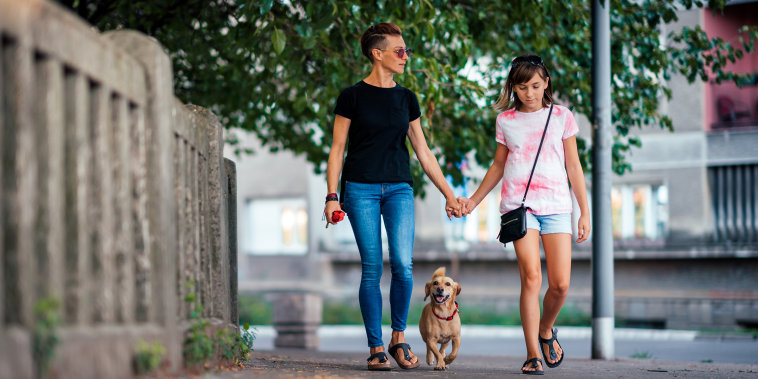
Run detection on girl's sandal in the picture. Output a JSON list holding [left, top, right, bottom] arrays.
[[366, 352, 391, 371], [521, 357, 544, 375], [538, 327, 564, 368], [387, 343, 420, 369]]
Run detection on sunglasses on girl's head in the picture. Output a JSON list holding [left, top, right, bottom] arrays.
[[511, 55, 543, 67], [378, 48, 412, 59]]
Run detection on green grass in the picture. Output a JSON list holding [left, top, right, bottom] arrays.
[[630, 351, 654, 359], [322, 301, 364, 324], [238, 294, 272, 326], [238, 295, 591, 327], [696, 328, 758, 337]]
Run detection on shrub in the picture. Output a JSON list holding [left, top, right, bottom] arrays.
[[133, 339, 166, 375]]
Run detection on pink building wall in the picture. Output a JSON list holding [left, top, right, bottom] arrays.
[[703, 3, 758, 130]]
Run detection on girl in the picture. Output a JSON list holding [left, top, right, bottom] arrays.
[[458, 54, 590, 375], [324, 23, 461, 371]]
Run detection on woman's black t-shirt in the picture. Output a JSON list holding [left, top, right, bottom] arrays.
[[333, 80, 421, 186]]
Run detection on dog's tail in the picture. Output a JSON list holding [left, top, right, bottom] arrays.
[[432, 266, 446, 278]]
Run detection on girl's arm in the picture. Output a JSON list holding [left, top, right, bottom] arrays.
[[407, 117, 460, 218], [463, 143, 509, 214], [324, 115, 351, 224], [563, 136, 590, 242]]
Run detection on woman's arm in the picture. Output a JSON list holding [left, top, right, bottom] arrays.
[[563, 136, 590, 242], [462, 143, 509, 214], [406, 118, 460, 218], [324, 115, 350, 224]]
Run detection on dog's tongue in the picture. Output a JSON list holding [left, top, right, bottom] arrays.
[[435, 295, 445, 302]]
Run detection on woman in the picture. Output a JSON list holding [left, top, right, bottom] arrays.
[[324, 22, 461, 371]]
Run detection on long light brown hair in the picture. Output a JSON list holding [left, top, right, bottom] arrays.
[[493, 54, 554, 112]]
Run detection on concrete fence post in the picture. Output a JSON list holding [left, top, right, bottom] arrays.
[[104, 30, 180, 370], [272, 292, 322, 349]]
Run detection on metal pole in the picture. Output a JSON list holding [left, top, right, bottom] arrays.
[[591, 0, 615, 360]]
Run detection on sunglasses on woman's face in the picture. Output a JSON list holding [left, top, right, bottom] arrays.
[[378, 48, 412, 59], [511, 55, 543, 67]]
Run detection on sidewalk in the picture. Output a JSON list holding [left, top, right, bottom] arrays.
[[209, 348, 758, 378]]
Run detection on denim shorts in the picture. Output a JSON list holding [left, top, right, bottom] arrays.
[[526, 212, 572, 235]]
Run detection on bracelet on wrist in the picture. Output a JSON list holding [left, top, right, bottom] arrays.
[[325, 193, 339, 203]]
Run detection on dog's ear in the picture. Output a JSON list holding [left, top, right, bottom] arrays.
[[424, 281, 431, 301], [456, 282, 462, 296]]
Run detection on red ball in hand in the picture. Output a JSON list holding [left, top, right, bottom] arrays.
[[332, 210, 345, 223]]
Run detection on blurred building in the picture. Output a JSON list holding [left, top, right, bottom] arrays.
[[227, 3, 758, 330]]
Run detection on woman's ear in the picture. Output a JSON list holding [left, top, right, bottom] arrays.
[[371, 48, 383, 62]]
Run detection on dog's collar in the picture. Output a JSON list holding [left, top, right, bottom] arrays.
[[432, 301, 459, 321]]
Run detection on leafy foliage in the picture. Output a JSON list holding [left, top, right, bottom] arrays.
[[133, 339, 166, 375], [240, 323, 257, 352], [182, 286, 214, 366], [57, 0, 756, 193], [216, 327, 250, 367], [33, 297, 61, 378], [182, 280, 250, 368]]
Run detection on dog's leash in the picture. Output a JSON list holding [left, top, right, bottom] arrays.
[[432, 301, 459, 321]]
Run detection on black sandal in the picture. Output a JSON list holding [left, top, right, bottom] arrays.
[[538, 327, 564, 368], [366, 352, 391, 371], [387, 343, 420, 369], [521, 357, 544, 375]]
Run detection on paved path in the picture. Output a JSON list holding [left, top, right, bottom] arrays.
[[250, 325, 758, 364], [206, 325, 758, 378], [210, 348, 758, 378]]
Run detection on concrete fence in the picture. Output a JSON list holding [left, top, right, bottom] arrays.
[[0, 0, 237, 378]]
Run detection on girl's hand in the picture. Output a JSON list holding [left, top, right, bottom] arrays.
[[457, 197, 475, 216], [576, 214, 591, 243], [324, 201, 343, 226]]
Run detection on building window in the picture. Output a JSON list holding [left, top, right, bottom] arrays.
[[244, 198, 308, 255], [708, 164, 758, 243], [611, 184, 668, 239]]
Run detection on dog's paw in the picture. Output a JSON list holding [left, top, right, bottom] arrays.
[[444, 355, 456, 365], [426, 351, 435, 365], [434, 365, 447, 371]]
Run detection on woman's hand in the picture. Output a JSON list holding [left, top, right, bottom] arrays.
[[324, 201, 343, 226], [576, 213, 591, 243]]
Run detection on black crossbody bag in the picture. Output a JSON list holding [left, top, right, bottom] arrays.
[[498, 104, 553, 245]]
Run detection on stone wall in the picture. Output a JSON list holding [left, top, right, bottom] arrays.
[[0, 0, 237, 378]]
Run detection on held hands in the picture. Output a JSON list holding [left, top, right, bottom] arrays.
[[446, 196, 476, 218], [457, 197, 476, 216], [444, 197, 462, 219], [444, 197, 460, 219]]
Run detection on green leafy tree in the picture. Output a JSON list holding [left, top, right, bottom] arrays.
[[58, 0, 756, 194]]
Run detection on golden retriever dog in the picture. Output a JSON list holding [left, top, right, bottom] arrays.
[[419, 267, 461, 370]]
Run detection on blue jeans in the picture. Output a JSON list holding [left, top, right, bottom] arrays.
[[343, 181, 415, 348]]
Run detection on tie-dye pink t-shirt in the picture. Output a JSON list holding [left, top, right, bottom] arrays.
[[495, 104, 578, 215]]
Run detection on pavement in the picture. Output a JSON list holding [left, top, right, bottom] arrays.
[[204, 326, 758, 378], [210, 348, 758, 378]]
